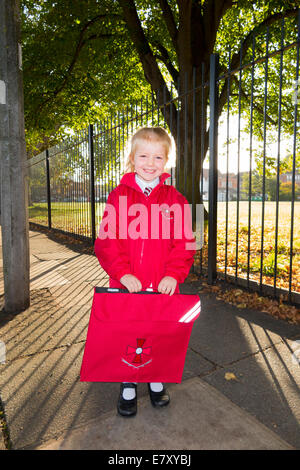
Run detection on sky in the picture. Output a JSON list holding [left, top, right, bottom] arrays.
[[203, 114, 295, 175]]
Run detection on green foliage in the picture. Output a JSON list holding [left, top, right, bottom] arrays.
[[22, 0, 300, 158], [22, 0, 150, 155], [218, 5, 300, 147], [249, 252, 288, 276], [241, 152, 300, 200]]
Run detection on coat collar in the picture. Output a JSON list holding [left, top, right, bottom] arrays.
[[119, 172, 171, 193]]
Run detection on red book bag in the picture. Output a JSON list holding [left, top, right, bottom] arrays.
[[80, 287, 200, 383]]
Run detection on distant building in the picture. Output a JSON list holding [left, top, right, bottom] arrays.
[[280, 171, 300, 185], [200, 169, 238, 201]]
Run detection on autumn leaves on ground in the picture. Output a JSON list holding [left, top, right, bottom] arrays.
[[192, 201, 300, 325], [215, 201, 300, 293]]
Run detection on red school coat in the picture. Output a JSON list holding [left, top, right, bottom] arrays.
[[94, 172, 196, 292]]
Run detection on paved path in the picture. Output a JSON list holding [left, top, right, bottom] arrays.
[[0, 229, 299, 450]]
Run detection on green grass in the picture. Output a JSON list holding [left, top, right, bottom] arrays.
[[29, 202, 106, 237]]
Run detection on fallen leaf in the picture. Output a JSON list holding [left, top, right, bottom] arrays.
[[225, 372, 238, 382], [234, 289, 243, 296]]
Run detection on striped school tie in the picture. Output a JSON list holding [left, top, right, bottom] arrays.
[[144, 186, 152, 197]]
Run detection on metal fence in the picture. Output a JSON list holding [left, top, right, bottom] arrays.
[[214, 13, 300, 305], [28, 11, 300, 305]]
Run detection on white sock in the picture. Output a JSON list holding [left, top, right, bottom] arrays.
[[122, 382, 137, 400], [150, 382, 163, 392]]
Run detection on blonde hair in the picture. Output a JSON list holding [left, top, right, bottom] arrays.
[[126, 127, 174, 173]]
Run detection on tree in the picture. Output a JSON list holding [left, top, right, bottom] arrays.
[[22, 0, 149, 155], [117, 0, 300, 202], [241, 171, 277, 200], [280, 181, 300, 200], [22, 1, 300, 204], [241, 151, 300, 200]]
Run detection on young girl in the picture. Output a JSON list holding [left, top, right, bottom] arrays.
[[94, 127, 196, 417]]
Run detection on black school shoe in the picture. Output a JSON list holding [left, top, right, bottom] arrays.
[[147, 384, 170, 407], [117, 383, 137, 417]]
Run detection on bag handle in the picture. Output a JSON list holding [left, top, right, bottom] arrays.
[[95, 287, 160, 295], [94, 287, 197, 296]]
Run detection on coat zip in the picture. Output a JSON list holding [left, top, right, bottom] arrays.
[[140, 193, 147, 266], [140, 239, 145, 266]]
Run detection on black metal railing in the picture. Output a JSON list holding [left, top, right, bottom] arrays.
[[213, 12, 300, 305], [27, 11, 300, 305]]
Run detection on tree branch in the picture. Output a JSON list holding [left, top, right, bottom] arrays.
[[176, 0, 193, 75], [118, 0, 178, 139], [233, 74, 277, 126], [157, 0, 178, 54], [118, 0, 168, 93], [150, 40, 179, 83], [218, 69, 277, 127], [202, 0, 234, 56], [229, 8, 299, 73], [33, 14, 122, 125], [217, 8, 299, 126]]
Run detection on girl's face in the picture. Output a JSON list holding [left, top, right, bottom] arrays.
[[131, 139, 168, 182]]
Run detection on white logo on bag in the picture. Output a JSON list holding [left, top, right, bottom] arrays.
[[121, 358, 152, 369]]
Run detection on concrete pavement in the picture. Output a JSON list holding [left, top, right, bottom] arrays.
[[0, 228, 299, 450]]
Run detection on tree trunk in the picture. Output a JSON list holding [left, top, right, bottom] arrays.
[[119, 0, 212, 210], [0, 0, 30, 313], [159, 66, 210, 211]]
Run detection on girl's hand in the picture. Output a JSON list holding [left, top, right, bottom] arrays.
[[120, 274, 142, 293], [158, 276, 177, 296]]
